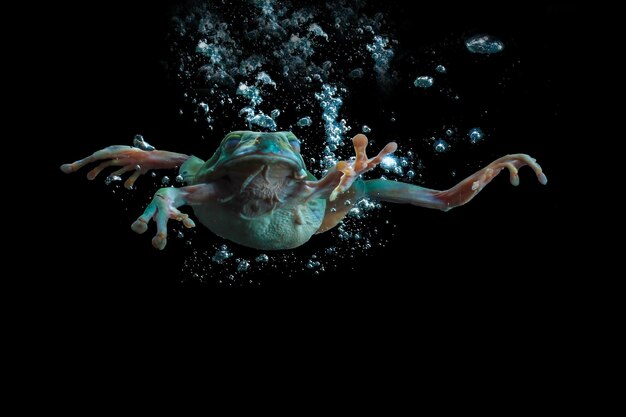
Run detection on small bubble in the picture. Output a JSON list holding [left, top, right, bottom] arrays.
[[362, 125, 371, 133], [177, 231, 184, 238], [176, 175, 184, 182], [255, 254, 269, 263], [349, 68, 364, 78], [211, 245, 232, 264], [297, 116, 312, 127], [380, 155, 398, 170], [344, 200, 352, 206], [414, 76, 434, 88], [237, 260, 250, 272], [271, 109, 281, 118], [465, 34, 504, 54], [468, 127, 484, 143], [434, 139, 450, 153], [330, 207, 337, 213], [105, 175, 122, 185], [446, 129, 454, 136], [198, 102, 209, 114], [151, 172, 156, 177], [132, 134, 155, 151], [435, 64, 447, 74], [162, 176, 170, 185]]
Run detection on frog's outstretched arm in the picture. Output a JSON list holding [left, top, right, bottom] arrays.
[[313, 134, 547, 233], [131, 183, 227, 250], [60, 145, 191, 189], [305, 134, 397, 233], [363, 153, 547, 210]]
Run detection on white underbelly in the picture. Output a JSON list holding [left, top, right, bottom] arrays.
[[192, 199, 325, 250]]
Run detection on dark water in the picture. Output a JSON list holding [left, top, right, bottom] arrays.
[[47, 1, 577, 293]]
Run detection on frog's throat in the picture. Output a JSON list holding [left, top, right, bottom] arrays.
[[215, 161, 303, 218]]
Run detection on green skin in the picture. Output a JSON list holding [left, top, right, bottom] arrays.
[[61, 131, 547, 250]]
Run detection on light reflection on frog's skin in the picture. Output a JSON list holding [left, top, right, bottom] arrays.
[[61, 131, 547, 250]]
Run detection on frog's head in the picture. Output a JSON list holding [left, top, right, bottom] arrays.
[[203, 131, 307, 177], [198, 131, 312, 217]]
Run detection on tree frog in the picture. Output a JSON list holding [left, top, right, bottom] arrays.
[[60, 131, 547, 250]]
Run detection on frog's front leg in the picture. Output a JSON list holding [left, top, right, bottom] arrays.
[[305, 134, 397, 233], [363, 154, 547, 211], [305, 134, 397, 201], [131, 183, 226, 250], [60, 145, 192, 189]]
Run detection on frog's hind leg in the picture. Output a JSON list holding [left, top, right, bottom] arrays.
[[363, 154, 547, 211], [61, 145, 195, 189]]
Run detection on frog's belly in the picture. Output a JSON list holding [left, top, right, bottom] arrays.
[[193, 199, 326, 250]]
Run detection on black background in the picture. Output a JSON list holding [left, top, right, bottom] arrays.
[[42, 1, 578, 300]]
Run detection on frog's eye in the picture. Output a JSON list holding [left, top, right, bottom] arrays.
[[289, 138, 301, 153], [225, 137, 241, 150]]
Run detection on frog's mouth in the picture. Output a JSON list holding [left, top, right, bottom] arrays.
[[212, 154, 308, 218]]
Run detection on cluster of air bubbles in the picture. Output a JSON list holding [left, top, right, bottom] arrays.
[[236, 81, 279, 130], [211, 245, 233, 264], [132, 134, 155, 151], [248, 113, 277, 130], [308, 23, 329, 41], [256, 71, 276, 88], [297, 116, 312, 127], [414, 76, 434, 88], [315, 84, 350, 160], [435, 64, 447, 74], [236, 83, 263, 106], [196, 41, 223, 64], [346, 198, 383, 220], [306, 256, 321, 270], [236, 259, 250, 272], [366, 35, 395, 81], [465, 34, 504, 54], [379, 150, 415, 177]]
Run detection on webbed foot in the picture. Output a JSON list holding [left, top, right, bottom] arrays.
[[472, 154, 547, 192], [131, 187, 195, 250], [330, 134, 397, 201]]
